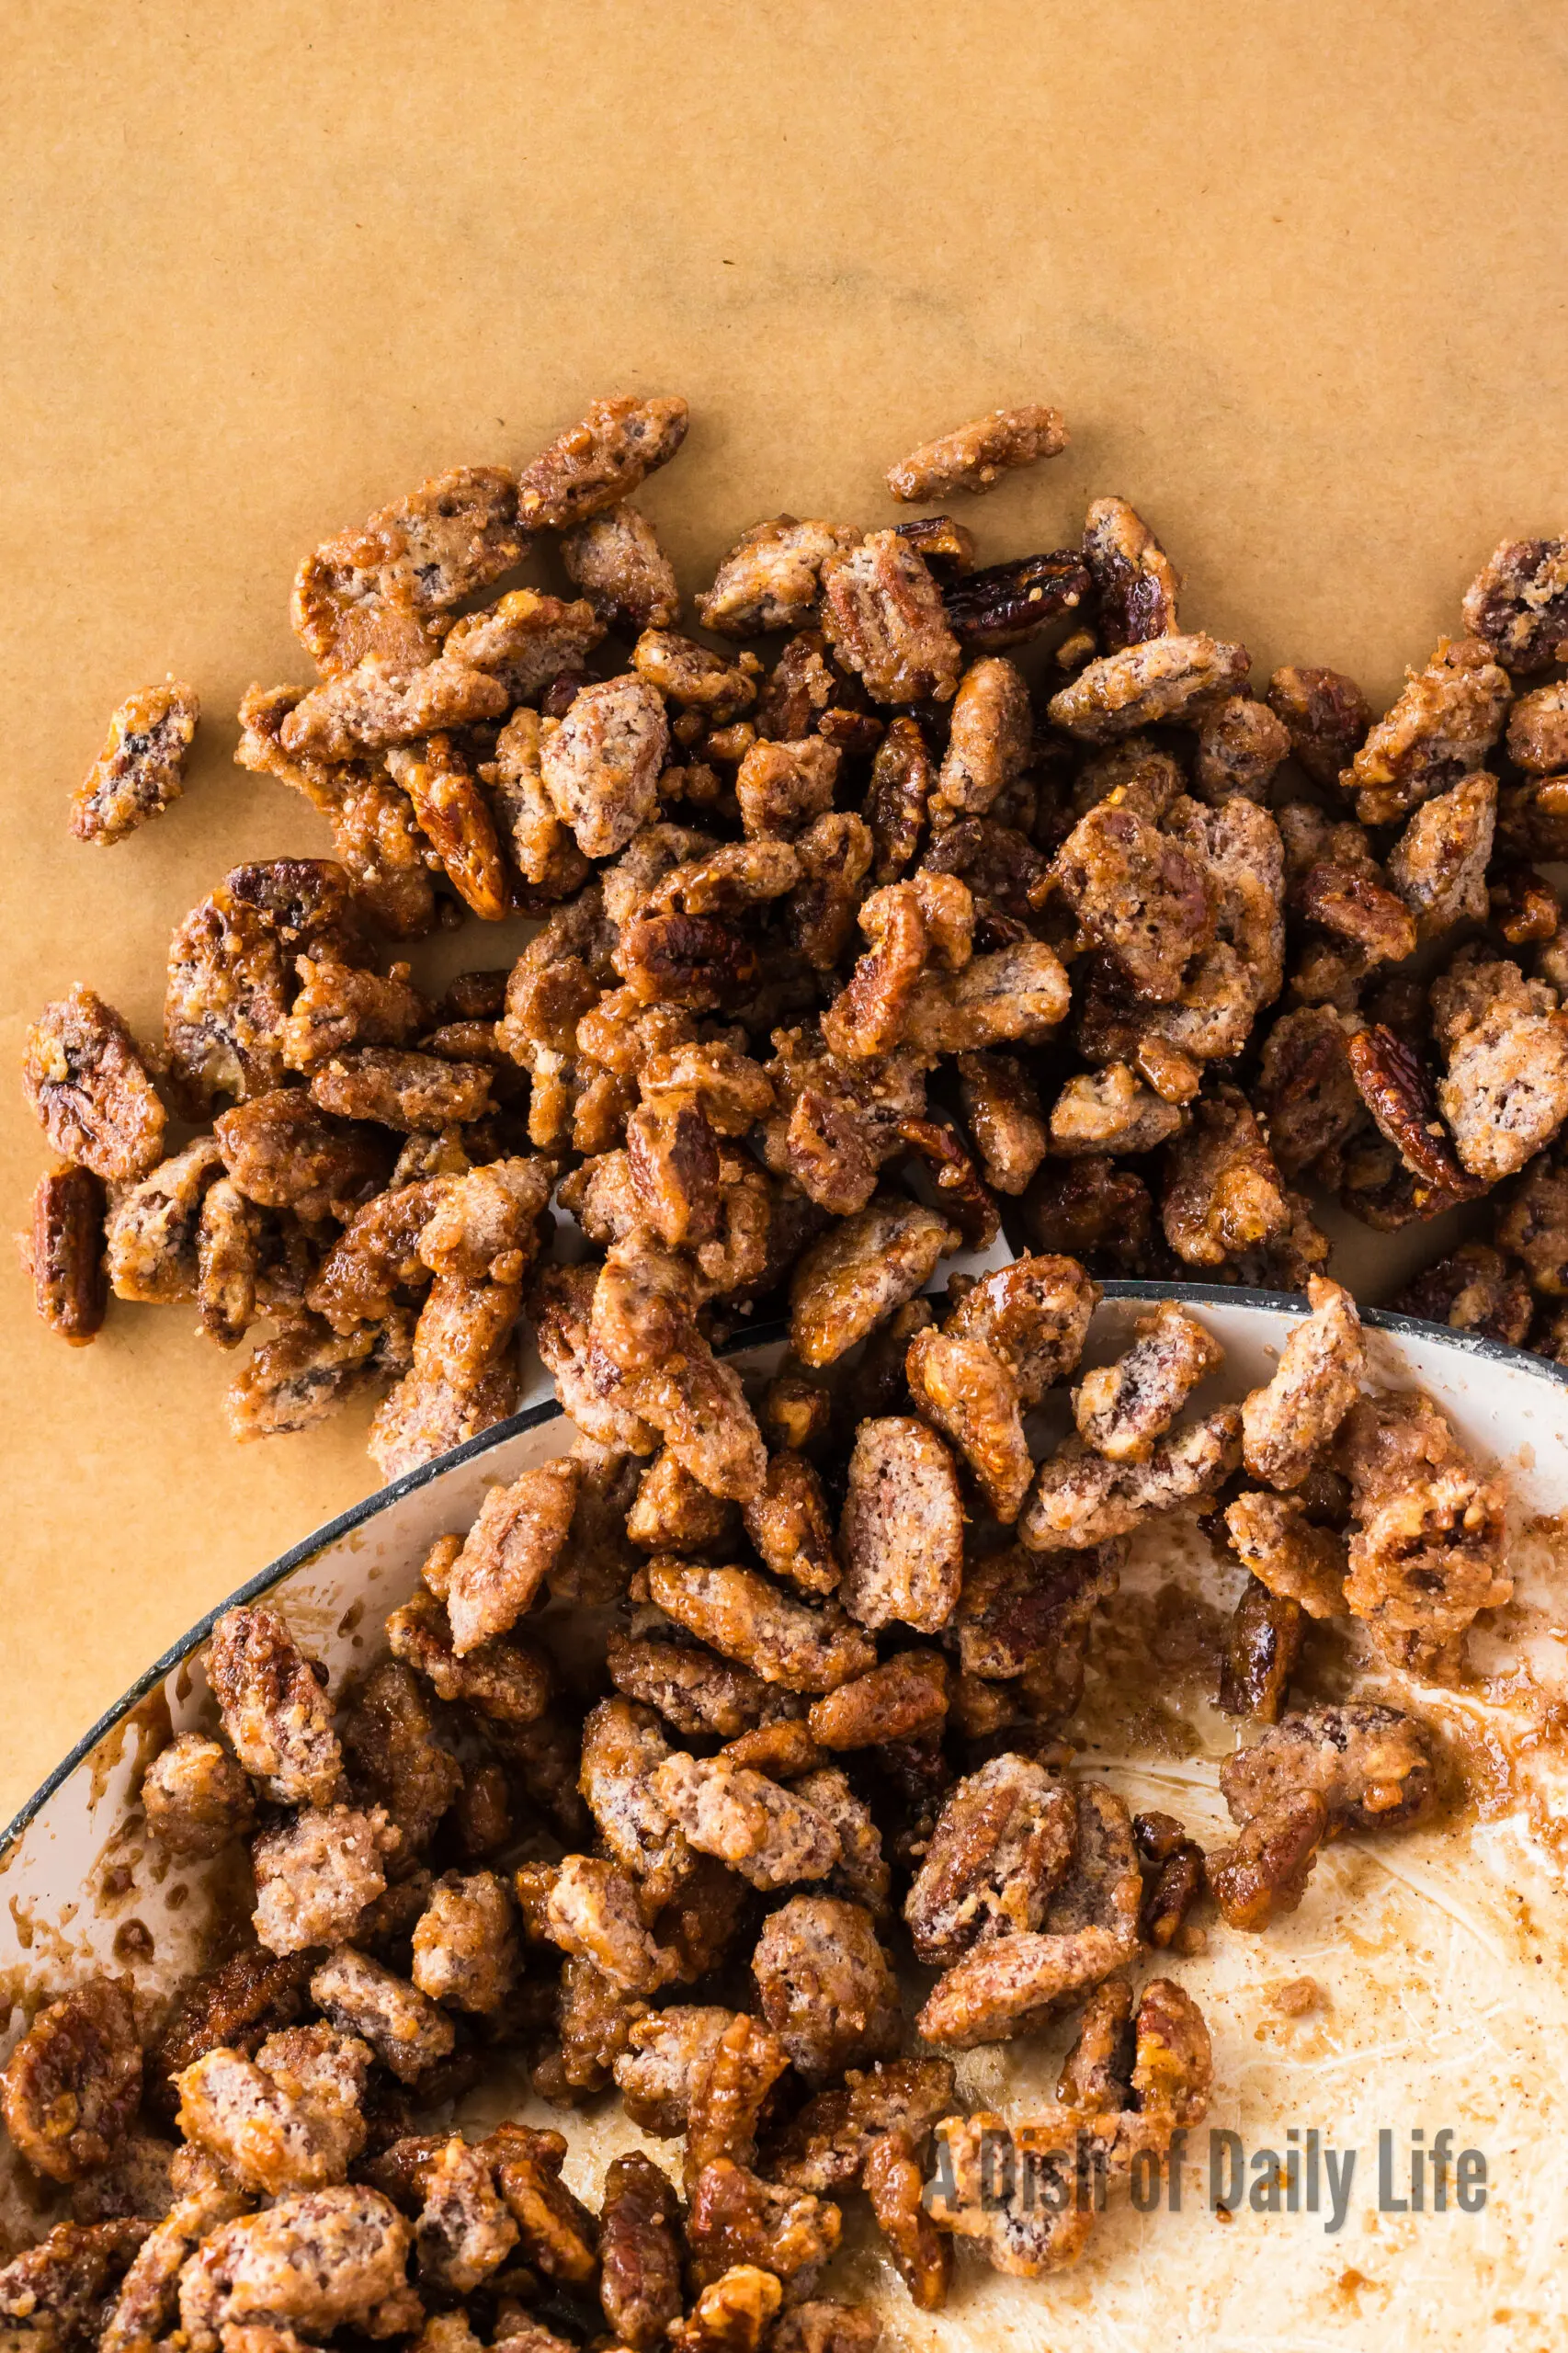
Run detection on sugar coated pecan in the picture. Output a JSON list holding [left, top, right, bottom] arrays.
[[515, 393, 688, 529], [2, 1980, 142, 2184], [1073, 1302, 1223, 1463], [839, 1415, 965, 1632], [904, 1755, 1076, 1965], [142, 1733, 255, 1859], [752, 1895, 900, 2081], [788, 1194, 957, 1367], [650, 1753, 841, 1889], [1048, 633, 1249, 743], [72, 680, 199, 843], [1242, 1274, 1363, 1490], [887, 405, 1066, 501], [1346, 636, 1510, 825], [24, 986, 165, 1183], [819, 531, 961, 705], [1461, 534, 1568, 673], [28, 1163, 108, 1343]]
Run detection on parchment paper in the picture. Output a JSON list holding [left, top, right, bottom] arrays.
[[4, 0, 1568, 1824]]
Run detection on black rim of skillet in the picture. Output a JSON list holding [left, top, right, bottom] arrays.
[[6, 1281, 1566, 1864]]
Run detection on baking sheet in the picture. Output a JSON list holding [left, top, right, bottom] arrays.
[[4, 0, 1568, 1828]]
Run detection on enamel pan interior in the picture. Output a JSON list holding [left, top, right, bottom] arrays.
[[2, 1285, 1566, 2350]]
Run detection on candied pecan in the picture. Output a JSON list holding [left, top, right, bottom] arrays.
[[531, 1261, 656, 1451], [72, 679, 199, 843], [483, 708, 592, 904], [278, 652, 506, 766], [97, 2168, 246, 2353], [407, 1265, 522, 1393], [307, 1948, 453, 2087], [943, 550, 1091, 652], [1131, 1825, 1205, 1953], [1491, 860, 1561, 946], [0, 2218, 153, 2349], [1497, 1143, 1568, 1292], [1461, 534, 1568, 673], [633, 630, 758, 722], [630, 1448, 740, 1552], [792, 1765, 891, 1915], [788, 1194, 955, 1368], [1337, 1388, 1508, 1672], [838, 1415, 964, 1633], [1048, 1064, 1181, 1156], [444, 1459, 578, 1652], [904, 1326, 1030, 1522], [1265, 664, 1371, 785], [1242, 1275, 1364, 1489], [515, 392, 687, 529], [279, 958, 426, 1074], [417, 1154, 551, 1284], [1053, 798, 1213, 1003], [579, 1698, 693, 1904], [1193, 693, 1290, 804], [207, 1604, 341, 1805], [684, 2010, 791, 2188], [1506, 677, 1568, 773], [2, 1980, 142, 2185], [378, 735, 506, 921], [1073, 1302, 1223, 1462], [543, 1856, 676, 1996], [687, 2157, 841, 2296], [1386, 770, 1496, 939], [819, 531, 960, 706], [899, 937, 1070, 1054], [406, 2133, 517, 2293], [672, 2264, 782, 2353], [1081, 496, 1179, 651], [807, 1652, 947, 1751], [616, 909, 759, 1010], [104, 1136, 222, 1302], [631, 1337, 767, 1502], [175, 2026, 370, 2194], [407, 1871, 517, 2015], [651, 1753, 841, 1889], [306, 1043, 490, 1133], [538, 674, 669, 858], [23, 986, 165, 1184], [27, 1163, 108, 1344], [214, 1090, 390, 1223], [721, 1719, 824, 1778], [597, 2153, 684, 2350], [762, 2057, 955, 2192], [933, 657, 1031, 820], [771, 2304, 880, 2353], [607, 1635, 784, 1739], [474, 2119, 596, 2282], [614, 2006, 739, 2136], [1206, 1791, 1327, 1931], [1162, 1086, 1289, 1268], [887, 405, 1066, 502], [1222, 1704, 1434, 1841], [291, 463, 523, 672], [916, 1783, 1141, 2046], [1224, 1491, 1347, 1619], [1253, 1006, 1362, 1182], [782, 810, 872, 970], [1019, 1410, 1240, 1551], [733, 733, 838, 843], [168, 858, 368, 1109], [1347, 637, 1510, 824], [1217, 1578, 1303, 1722], [953, 1540, 1120, 1680], [862, 715, 932, 882], [192, 1176, 257, 1346], [1020, 1154, 1155, 1271], [904, 1755, 1076, 1966], [863, 2130, 949, 2311], [954, 1050, 1048, 1194], [1344, 1022, 1477, 1210], [1432, 949, 1568, 1182], [142, 1733, 255, 1859], [386, 1586, 551, 1724], [1049, 634, 1249, 743], [735, 1451, 836, 1597], [751, 1894, 900, 2082], [443, 585, 605, 703], [329, 771, 439, 938], [252, 1804, 398, 1956], [177, 2184, 417, 2347], [560, 503, 679, 634], [449, 1759, 513, 1859]]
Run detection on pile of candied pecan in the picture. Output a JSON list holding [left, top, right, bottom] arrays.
[[0, 1267, 1496, 2333], [21, 392, 1568, 1472]]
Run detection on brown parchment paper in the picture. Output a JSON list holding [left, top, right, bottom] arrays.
[[4, 0, 1568, 1824]]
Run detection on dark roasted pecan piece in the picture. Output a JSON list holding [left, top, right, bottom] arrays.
[[27, 1164, 108, 1343], [943, 551, 1092, 652], [1345, 1024, 1483, 1203], [1132, 1813, 1207, 1949], [2, 1981, 142, 2184], [1217, 1578, 1304, 1722], [1462, 535, 1568, 673], [1266, 665, 1372, 785], [1082, 496, 1179, 650], [1206, 1791, 1327, 1931], [598, 2152, 685, 2349]]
